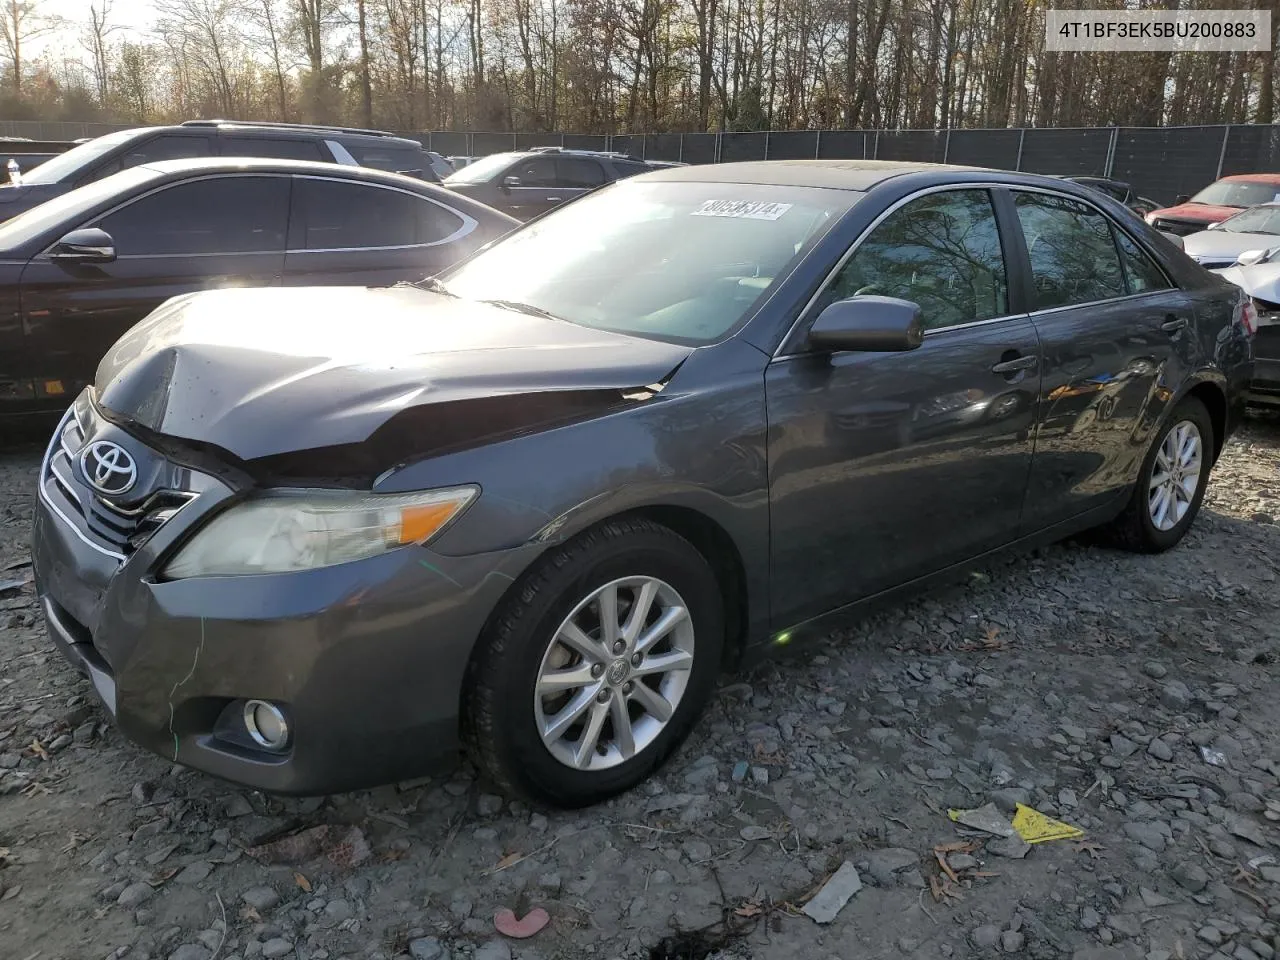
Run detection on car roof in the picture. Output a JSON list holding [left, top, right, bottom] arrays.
[[137, 156, 434, 186], [639, 159, 990, 190], [173, 120, 424, 148], [1222, 173, 1280, 184]]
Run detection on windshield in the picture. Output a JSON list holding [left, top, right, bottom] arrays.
[[1189, 180, 1280, 208], [441, 180, 855, 345], [0, 166, 154, 250], [443, 152, 518, 184], [1218, 205, 1280, 235], [16, 128, 150, 185]]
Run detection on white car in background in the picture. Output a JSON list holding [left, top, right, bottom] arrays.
[[1184, 202, 1280, 270]]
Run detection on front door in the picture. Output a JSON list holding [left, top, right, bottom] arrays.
[[19, 174, 289, 397], [766, 187, 1040, 628], [1008, 189, 1192, 529]]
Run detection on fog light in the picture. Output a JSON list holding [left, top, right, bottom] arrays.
[[243, 700, 290, 750]]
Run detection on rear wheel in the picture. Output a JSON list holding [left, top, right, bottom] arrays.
[[1103, 396, 1213, 552], [462, 518, 723, 807]]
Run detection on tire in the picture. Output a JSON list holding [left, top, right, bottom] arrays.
[[1103, 396, 1214, 553], [462, 517, 724, 807]]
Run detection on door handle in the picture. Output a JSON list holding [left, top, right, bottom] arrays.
[[546, 197, 562, 202], [991, 354, 1037, 374], [1161, 316, 1187, 333]]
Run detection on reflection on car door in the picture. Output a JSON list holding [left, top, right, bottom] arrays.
[[18, 174, 289, 399], [1009, 190, 1191, 529], [766, 188, 1041, 628], [282, 176, 477, 287]]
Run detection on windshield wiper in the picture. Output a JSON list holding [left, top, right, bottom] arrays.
[[414, 276, 457, 296], [481, 299, 564, 321]]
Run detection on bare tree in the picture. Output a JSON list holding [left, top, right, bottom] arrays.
[[0, 0, 54, 98], [81, 0, 121, 105]]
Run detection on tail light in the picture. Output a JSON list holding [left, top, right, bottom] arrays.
[[1239, 297, 1259, 336]]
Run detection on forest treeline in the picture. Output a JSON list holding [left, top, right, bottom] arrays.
[[2, 0, 1278, 134]]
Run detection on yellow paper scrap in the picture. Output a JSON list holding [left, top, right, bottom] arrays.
[[1011, 803, 1083, 843]]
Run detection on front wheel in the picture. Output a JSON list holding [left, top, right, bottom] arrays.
[[462, 518, 724, 807], [1103, 395, 1214, 552]]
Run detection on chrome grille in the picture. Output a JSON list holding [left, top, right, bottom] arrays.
[[40, 407, 196, 560]]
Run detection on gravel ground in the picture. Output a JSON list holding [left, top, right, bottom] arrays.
[[1, 416, 1279, 960]]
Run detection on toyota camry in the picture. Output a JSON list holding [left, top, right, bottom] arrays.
[[32, 160, 1254, 806]]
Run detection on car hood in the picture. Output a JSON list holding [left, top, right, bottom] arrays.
[[1214, 261, 1280, 302], [1183, 230, 1280, 262], [94, 286, 693, 464], [1150, 202, 1241, 224]]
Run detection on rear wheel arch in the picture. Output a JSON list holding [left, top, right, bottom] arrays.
[[1181, 380, 1227, 464]]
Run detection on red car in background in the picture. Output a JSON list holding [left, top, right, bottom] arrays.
[[1145, 173, 1280, 235]]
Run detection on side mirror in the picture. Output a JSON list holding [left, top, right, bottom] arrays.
[[1175, 194, 1190, 205], [50, 227, 116, 263], [1236, 247, 1279, 267], [808, 295, 924, 353], [501, 175, 521, 191]]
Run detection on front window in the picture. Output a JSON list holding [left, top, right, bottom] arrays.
[[1217, 205, 1280, 235], [1189, 179, 1280, 208], [440, 180, 855, 345], [822, 189, 1009, 331], [443, 152, 519, 185], [14, 128, 151, 185], [0, 167, 155, 251]]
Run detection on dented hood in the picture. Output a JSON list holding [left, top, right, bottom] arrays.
[[94, 286, 692, 461]]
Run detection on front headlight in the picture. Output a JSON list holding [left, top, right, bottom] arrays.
[[163, 486, 478, 578]]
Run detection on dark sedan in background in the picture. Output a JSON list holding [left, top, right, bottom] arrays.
[[0, 157, 516, 421], [31, 160, 1254, 807]]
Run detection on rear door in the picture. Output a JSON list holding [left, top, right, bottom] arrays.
[[18, 174, 289, 396], [282, 175, 479, 287], [1011, 188, 1192, 530]]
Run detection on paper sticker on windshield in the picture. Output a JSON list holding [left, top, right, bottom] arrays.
[[692, 200, 792, 220]]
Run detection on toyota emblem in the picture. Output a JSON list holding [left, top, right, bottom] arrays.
[[81, 440, 138, 496]]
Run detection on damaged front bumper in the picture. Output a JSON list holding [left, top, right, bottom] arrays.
[[32, 402, 539, 795]]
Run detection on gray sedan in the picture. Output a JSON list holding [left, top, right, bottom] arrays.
[[31, 160, 1255, 806], [1183, 202, 1280, 269]]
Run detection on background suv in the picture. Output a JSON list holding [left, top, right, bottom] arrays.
[[442, 146, 659, 218], [0, 120, 440, 221]]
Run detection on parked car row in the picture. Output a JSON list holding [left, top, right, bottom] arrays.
[[22, 153, 1257, 806], [0, 157, 518, 420], [0, 125, 690, 424]]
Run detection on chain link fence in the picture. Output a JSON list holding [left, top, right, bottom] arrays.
[[7, 119, 1280, 205]]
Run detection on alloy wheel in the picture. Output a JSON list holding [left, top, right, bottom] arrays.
[[1148, 420, 1203, 532], [534, 576, 695, 771]]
